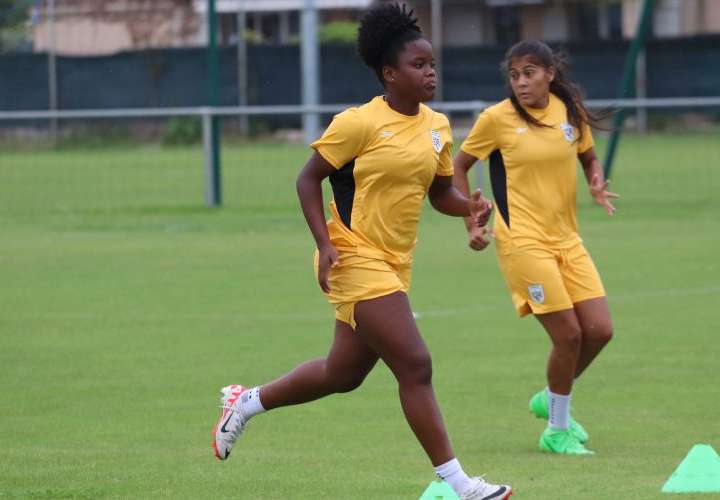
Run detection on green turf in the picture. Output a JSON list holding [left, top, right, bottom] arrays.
[[1, 132, 719, 499]]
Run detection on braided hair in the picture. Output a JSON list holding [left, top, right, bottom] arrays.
[[502, 40, 607, 144], [358, 2, 423, 85]]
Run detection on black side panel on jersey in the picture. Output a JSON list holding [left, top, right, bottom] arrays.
[[329, 159, 356, 229], [489, 150, 510, 228]]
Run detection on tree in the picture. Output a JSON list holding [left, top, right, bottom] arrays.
[[0, 0, 34, 51]]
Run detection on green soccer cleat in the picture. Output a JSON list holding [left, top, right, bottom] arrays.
[[529, 389, 589, 443], [539, 428, 595, 456]]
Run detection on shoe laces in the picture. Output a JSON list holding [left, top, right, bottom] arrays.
[[461, 476, 502, 499], [218, 393, 247, 442]]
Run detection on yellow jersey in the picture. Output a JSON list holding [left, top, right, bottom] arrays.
[[461, 94, 594, 250], [311, 96, 454, 266]]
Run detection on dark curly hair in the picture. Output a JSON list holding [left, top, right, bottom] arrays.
[[502, 40, 609, 144], [357, 2, 423, 85]]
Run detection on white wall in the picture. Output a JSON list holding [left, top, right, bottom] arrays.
[[541, 3, 569, 41], [443, 5, 488, 46]]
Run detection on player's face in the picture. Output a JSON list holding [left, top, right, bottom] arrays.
[[386, 38, 437, 102], [508, 55, 555, 108]]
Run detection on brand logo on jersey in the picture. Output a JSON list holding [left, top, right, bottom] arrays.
[[379, 130, 393, 138], [430, 130, 443, 153], [528, 284, 545, 304], [516, 127, 528, 134], [560, 122, 576, 142]]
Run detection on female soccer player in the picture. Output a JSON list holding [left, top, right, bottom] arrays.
[[454, 40, 618, 455], [212, 4, 512, 498]]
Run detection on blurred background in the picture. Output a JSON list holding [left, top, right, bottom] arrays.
[[2, 1, 719, 147], [1, 3, 718, 498]]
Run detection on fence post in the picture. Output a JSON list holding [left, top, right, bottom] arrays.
[[603, 0, 654, 178], [635, 47, 648, 133], [203, 111, 221, 207], [237, 6, 249, 136], [206, 0, 222, 206], [301, 0, 320, 144], [431, 0, 443, 101], [47, 0, 58, 144]]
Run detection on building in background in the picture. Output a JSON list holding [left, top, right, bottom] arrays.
[[29, 0, 720, 55], [212, 0, 720, 47], [32, 0, 203, 55], [624, 0, 720, 37], [193, 0, 372, 45], [409, 0, 720, 47]]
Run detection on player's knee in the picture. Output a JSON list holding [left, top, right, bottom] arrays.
[[557, 324, 582, 352], [396, 351, 433, 386], [591, 321, 614, 346]]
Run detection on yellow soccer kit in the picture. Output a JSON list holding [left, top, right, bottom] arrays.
[[461, 94, 605, 316], [311, 96, 454, 328]]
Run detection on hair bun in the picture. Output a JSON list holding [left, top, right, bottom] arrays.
[[358, 3, 422, 72]]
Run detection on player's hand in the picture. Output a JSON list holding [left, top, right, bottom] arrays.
[[468, 189, 493, 227], [317, 243, 339, 293], [468, 225, 492, 251], [590, 173, 620, 216]]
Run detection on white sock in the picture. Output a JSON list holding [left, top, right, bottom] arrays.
[[238, 386, 266, 420], [548, 389, 571, 430], [434, 458, 475, 495]]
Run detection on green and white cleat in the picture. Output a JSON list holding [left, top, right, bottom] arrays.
[[529, 389, 589, 444], [539, 428, 595, 456]]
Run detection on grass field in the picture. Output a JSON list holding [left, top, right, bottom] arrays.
[[1, 132, 719, 499]]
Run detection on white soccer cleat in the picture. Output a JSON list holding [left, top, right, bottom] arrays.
[[460, 476, 513, 500], [212, 384, 248, 460]]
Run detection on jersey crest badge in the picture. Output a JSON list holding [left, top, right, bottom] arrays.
[[528, 284, 545, 304], [560, 122, 576, 142], [430, 130, 443, 153]]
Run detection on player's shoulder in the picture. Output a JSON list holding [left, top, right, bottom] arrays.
[[483, 98, 515, 120], [421, 104, 451, 129], [334, 104, 363, 122], [331, 101, 374, 130], [356, 96, 388, 118]]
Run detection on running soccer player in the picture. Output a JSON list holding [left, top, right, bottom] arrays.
[[454, 40, 618, 455], [212, 4, 512, 498]]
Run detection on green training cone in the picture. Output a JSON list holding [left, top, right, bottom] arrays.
[[419, 480, 460, 500], [662, 444, 720, 493]]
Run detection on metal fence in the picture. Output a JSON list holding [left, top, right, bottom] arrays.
[[2, 96, 719, 207]]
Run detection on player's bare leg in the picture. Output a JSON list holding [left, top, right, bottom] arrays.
[[213, 320, 378, 459], [532, 309, 593, 455], [354, 292, 512, 498], [573, 297, 613, 378]]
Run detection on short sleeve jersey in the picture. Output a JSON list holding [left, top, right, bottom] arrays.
[[461, 94, 594, 249], [312, 96, 454, 265]]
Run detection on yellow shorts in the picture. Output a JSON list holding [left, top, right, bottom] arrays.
[[314, 251, 411, 329], [496, 241, 606, 317]]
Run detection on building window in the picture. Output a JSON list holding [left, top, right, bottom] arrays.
[[494, 7, 521, 45], [568, 3, 623, 42], [572, 3, 600, 40], [607, 3, 623, 39]]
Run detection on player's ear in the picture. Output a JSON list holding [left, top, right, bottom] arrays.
[[383, 65, 396, 85], [547, 66, 556, 83]]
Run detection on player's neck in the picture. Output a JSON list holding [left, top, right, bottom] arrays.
[[525, 93, 550, 110], [384, 93, 420, 116]]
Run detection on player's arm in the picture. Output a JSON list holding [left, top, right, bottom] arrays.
[[296, 152, 338, 292], [578, 147, 620, 216], [453, 150, 492, 251], [428, 174, 492, 224]]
